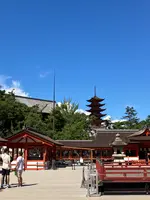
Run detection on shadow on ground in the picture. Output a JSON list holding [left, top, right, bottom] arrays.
[[10, 183, 38, 188], [103, 192, 150, 196]]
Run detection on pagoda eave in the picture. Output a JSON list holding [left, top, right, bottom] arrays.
[[86, 104, 105, 107], [87, 108, 106, 112], [87, 97, 105, 102], [90, 113, 106, 117]]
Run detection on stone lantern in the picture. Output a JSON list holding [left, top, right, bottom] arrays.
[[110, 133, 127, 163]]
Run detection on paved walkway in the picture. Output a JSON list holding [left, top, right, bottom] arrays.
[[0, 167, 150, 200], [1, 167, 87, 200]]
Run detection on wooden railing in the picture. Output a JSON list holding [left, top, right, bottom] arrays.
[[96, 159, 150, 182], [11, 161, 45, 170]]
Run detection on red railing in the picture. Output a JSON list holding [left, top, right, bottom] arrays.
[[96, 159, 150, 182], [11, 162, 44, 170]]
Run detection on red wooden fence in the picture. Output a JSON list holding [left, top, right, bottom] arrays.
[[96, 159, 150, 183]]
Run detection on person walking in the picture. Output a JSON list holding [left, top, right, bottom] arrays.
[[0, 148, 11, 189], [15, 152, 25, 187], [80, 156, 84, 166], [72, 159, 75, 170]]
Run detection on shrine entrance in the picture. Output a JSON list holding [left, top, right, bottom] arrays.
[[139, 147, 150, 160], [139, 148, 146, 160]]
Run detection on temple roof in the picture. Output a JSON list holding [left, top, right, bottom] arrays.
[[3, 127, 146, 149], [57, 140, 94, 148], [15, 95, 55, 114], [87, 96, 105, 102], [7, 127, 63, 146], [129, 136, 150, 141], [127, 128, 150, 137], [58, 129, 139, 148], [87, 108, 106, 112], [90, 113, 106, 118], [86, 103, 105, 107]]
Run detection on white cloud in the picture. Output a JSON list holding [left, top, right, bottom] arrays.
[[76, 109, 90, 115], [57, 102, 90, 115], [104, 115, 126, 123], [111, 119, 126, 123], [39, 71, 50, 78], [104, 115, 111, 121], [0, 75, 29, 97], [57, 102, 61, 107]]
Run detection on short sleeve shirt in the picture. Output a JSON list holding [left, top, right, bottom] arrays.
[[1, 153, 11, 170], [17, 156, 24, 171]]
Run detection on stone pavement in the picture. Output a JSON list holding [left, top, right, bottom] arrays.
[[0, 167, 150, 200]]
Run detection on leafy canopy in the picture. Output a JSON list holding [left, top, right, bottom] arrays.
[[0, 90, 90, 140], [113, 106, 149, 129]]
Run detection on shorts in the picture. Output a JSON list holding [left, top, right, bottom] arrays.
[[17, 170, 23, 177], [2, 168, 10, 176]]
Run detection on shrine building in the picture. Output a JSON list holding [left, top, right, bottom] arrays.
[[0, 127, 150, 170], [0, 91, 150, 169]]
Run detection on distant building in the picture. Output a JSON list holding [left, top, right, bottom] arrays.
[[86, 87, 107, 128], [15, 95, 55, 114]]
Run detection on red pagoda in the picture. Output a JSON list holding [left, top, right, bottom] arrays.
[[86, 87, 106, 127]]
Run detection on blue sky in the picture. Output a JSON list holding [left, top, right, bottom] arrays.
[[0, 0, 150, 120]]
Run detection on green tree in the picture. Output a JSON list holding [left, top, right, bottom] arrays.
[[0, 90, 91, 140], [24, 106, 52, 135], [113, 106, 140, 129], [122, 106, 139, 129], [0, 90, 47, 137], [113, 121, 127, 129], [52, 100, 90, 140], [137, 115, 150, 129], [0, 90, 29, 137], [145, 115, 150, 126]]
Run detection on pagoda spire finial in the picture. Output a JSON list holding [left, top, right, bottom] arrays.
[[94, 86, 96, 96]]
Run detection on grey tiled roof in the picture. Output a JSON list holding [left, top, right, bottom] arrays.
[[94, 129, 139, 133], [127, 129, 146, 137], [57, 140, 93, 148], [15, 95, 55, 113], [57, 129, 139, 148]]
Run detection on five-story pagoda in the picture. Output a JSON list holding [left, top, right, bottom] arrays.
[[86, 87, 106, 127]]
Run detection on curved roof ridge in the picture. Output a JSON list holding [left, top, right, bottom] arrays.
[[128, 128, 148, 138]]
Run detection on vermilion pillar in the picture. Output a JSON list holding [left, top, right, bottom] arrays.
[[90, 150, 93, 161], [60, 148, 62, 160], [24, 148, 28, 170], [43, 145, 47, 163]]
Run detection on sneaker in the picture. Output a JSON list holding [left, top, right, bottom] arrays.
[[6, 185, 11, 188]]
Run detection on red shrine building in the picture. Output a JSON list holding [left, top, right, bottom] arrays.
[[1, 127, 150, 170], [0, 92, 150, 170]]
